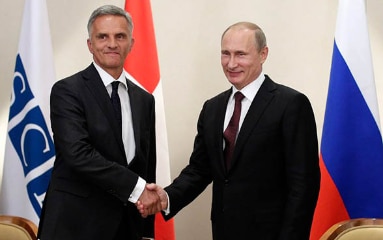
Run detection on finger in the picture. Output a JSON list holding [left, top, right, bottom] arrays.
[[145, 183, 158, 191]]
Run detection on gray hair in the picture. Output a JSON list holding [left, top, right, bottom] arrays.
[[87, 5, 134, 37], [222, 22, 267, 51]]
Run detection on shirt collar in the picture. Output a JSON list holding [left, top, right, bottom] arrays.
[[93, 62, 127, 88], [231, 72, 265, 102]]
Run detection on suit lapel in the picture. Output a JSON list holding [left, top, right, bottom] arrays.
[[82, 64, 125, 154], [217, 90, 233, 174], [126, 79, 141, 152], [230, 77, 276, 170]]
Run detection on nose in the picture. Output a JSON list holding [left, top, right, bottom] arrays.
[[107, 37, 118, 48], [227, 55, 237, 69]]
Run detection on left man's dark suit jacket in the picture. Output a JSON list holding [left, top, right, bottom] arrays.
[[164, 75, 320, 240], [38, 64, 156, 240]]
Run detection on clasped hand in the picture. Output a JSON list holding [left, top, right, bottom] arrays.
[[136, 183, 168, 218]]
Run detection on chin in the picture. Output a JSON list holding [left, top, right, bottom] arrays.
[[228, 78, 242, 86]]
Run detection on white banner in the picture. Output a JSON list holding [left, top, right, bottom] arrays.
[[0, 0, 56, 225]]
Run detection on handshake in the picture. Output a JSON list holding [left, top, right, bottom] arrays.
[[136, 183, 168, 218]]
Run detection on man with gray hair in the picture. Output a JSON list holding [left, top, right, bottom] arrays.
[[38, 5, 161, 240]]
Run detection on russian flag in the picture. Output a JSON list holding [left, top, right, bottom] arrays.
[[124, 1, 175, 239], [310, 0, 383, 239]]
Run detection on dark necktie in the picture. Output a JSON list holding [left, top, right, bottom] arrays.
[[223, 91, 245, 170], [111, 81, 122, 129]]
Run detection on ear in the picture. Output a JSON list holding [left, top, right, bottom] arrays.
[[128, 38, 135, 53], [87, 38, 93, 54], [260, 46, 268, 64]]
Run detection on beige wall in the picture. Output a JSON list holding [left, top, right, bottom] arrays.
[[1, 0, 382, 239]]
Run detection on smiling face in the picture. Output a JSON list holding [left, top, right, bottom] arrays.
[[221, 26, 268, 90], [87, 14, 134, 79]]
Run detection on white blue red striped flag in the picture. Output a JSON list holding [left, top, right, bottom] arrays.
[[310, 0, 383, 238]]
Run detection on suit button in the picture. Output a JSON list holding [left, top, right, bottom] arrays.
[[108, 189, 115, 193], [224, 179, 229, 185]]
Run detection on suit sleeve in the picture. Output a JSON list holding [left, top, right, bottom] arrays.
[[279, 92, 320, 239]]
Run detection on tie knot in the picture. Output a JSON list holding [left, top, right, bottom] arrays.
[[234, 91, 244, 102], [111, 81, 120, 91]]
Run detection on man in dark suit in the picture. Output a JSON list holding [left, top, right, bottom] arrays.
[[139, 22, 320, 239], [38, 5, 161, 240]]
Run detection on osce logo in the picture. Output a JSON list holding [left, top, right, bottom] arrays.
[[8, 54, 55, 216]]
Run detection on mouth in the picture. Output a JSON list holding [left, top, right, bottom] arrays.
[[105, 52, 120, 56], [227, 70, 242, 78]]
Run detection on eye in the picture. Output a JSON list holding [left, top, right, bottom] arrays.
[[96, 34, 107, 40], [221, 51, 230, 56], [116, 33, 127, 39]]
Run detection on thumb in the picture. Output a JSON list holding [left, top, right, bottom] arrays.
[[146, 183, 158, 191]]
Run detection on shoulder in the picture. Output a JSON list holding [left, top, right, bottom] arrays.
[[205, 88, 231, 105], [126, 79, 154, 98], [54, 65, 94, 87], [51, 65, 98, 99], [264, 75, 309, 102]]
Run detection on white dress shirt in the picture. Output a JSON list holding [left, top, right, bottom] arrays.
[[223, 73, 265, 147], [94, 62, 145, 203]]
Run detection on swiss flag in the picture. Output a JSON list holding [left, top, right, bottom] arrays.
[[124, 1, 176, 239]]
